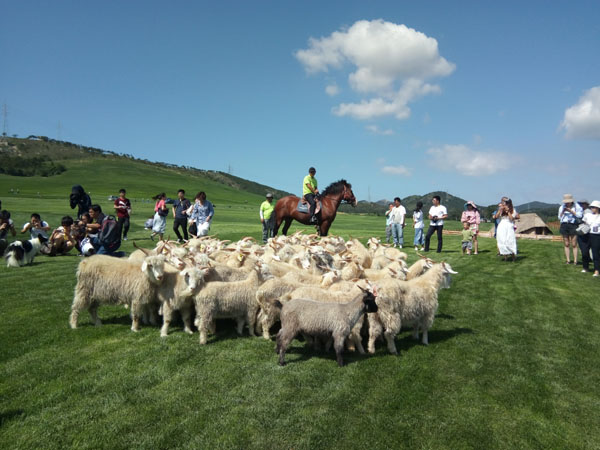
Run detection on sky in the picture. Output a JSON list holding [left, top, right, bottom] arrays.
[[1, 1, 599, 206]]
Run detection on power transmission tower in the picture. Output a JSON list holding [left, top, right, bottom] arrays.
[[2, 103, 7, 137], [228, 164, 232, 174]]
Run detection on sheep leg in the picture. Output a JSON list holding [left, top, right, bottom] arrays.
[[148, 304, 159, 326], [199, 310, 213, 344], [160, 302, 173, 337], [333, 335, 346, 367], [246, 306, 258, 337], [89, 303, 102, 327], [384, 330, 398, 355], [130, 302, 143, 332], [235, 317, 245, 336], [412, 324, 420, 341], [422, 328, 429, 346], [351, 330, 366, 354], [276, 328, 295, 366], [180, 305, 194, 335], [367, 315, 383, 354]]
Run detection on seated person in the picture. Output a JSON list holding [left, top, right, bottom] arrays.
[[72, 213, 92, 254], [21, 213, 51, 240], [46, 216, 77, 256], [86, 205, 105, 237], [0, 209, 16, 255]]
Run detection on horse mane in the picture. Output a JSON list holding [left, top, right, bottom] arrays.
[[321, 179, 351, 197]]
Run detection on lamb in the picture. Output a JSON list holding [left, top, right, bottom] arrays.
[[367, 262, 458, 355], [276, 287, 378, 367], [194, 262, 273, 344], [69, 254, 167, 331], [157, 265, 208, 337]]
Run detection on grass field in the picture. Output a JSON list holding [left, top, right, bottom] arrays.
[[1, 165, 600, 449]]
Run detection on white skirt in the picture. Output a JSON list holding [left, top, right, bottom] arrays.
[[496, 219, 517, 255], [152, 212, 166, 233]]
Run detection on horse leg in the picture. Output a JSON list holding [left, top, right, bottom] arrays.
[[319, 221, 330, 237], [282, 218, 293, 236]]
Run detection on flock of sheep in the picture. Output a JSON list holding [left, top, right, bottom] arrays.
[[69, 232, 458, 366]]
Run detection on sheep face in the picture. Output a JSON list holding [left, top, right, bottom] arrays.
[[141, 255, 167, 283], [361, 289, 378, 313], [441, 262, 458, 289], [179, 267, 207, 297]]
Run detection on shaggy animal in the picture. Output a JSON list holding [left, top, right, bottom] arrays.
[[276, 287, 378, 367], [69, 254, 167, 331], [367, 262, 457, 355], [194, 262, 273, 344], [4, 235, 47, 267], [157, 266, 208, 337]]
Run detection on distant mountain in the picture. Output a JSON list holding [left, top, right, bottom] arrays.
[[516, 201, 559, 211]]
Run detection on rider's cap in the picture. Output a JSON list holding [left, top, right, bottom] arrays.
[[309, 167, 316, 173], [266, 193, 273, 198]]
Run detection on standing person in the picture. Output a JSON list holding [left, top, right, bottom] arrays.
[[260, 193, 275, 243], [114, 189, 131, 241], [494, 197, 520, 261], [424, 195, 448, 253], [558, 194, 583, 265], [151, 193, 168, 241], [390, 197, 406, 248], [384, 203, 394, 244], [583, 200, 600, 277], [461, 201, 481, 255], [303, 167, 319, 224], [172, 189, 191, 243], [69, 185, 92, 220], [21, 213, 50, 240], [190, 191, 214, 237], [578, 200, 592, 273], [413, 201, 425, 251], [461, 221, 474, 255]]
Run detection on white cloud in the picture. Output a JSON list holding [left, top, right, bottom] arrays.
[[295, 19, 455, 121], [560, 86, 600, 140], [426, 144, 510, 176], [382, 165, 412, 176], [366, 125, 394, 135], [325, 83, 340, 96]]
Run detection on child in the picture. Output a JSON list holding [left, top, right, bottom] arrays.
[[461, 221, 474, 255], [413, 201, 425, 251]]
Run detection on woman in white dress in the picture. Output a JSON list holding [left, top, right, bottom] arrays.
[[494, 198, 520, 261]]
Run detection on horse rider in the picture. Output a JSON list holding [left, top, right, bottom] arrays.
[[303, 167, 319, 224]]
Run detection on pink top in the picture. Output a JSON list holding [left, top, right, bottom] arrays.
[[461, 209, 480, 225], [154, 199, 166, 212]]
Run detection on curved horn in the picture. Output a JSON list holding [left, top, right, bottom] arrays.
[[133, 241, 152, 256]]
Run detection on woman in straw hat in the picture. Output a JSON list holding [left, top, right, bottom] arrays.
[[558, 194, 583, 265], [583, 200, 600, 277]]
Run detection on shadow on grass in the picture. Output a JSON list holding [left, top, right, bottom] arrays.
[[0, 409, 25, 427], [435, 313, 455, 320], [393, 327, 474, 352]]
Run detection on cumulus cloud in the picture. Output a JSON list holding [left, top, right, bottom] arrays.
[[382, 165, 411, 176], [560, 86, 600, 140], [366, 125, 394, 135], [325, 83, 340, 96], [426, 144, 510, 176], [295, 19, 455, 121]]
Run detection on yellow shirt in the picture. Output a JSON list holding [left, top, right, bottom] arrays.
[[303, 175, 317, 196], [260, 200, 275, 220]]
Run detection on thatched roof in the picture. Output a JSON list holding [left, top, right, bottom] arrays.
[[516, 213, 553, 235]]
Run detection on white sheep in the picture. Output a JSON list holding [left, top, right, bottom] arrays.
[[69, 254, 167, 331], [194, 262, 273, 344], [276, 287, 378, 367], [367, 262, 458, 355], [157, 266, 208, 337]]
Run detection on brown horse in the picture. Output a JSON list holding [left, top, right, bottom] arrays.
[[273, 179, 357, 236]]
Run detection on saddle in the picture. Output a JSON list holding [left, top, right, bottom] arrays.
[[297, 198, 321, 215]]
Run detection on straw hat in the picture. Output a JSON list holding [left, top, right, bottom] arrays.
[[590, 200, 600, 209], [562, 194, 575, 203], [464, 200, 477, 209]]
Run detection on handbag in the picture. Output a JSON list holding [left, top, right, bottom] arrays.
[[576, 223, 590, 236]]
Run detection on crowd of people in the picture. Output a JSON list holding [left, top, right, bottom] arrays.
[[1, 184, 599, 277]]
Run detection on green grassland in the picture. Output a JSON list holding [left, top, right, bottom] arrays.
[[1, 157, 599, 449]]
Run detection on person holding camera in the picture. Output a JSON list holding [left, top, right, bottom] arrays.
[[494, 197, 519, 261], [424, 195, 448, 253], [558, 194, 583, 265]]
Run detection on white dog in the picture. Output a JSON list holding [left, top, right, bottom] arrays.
[[4, 235, 47, 267]]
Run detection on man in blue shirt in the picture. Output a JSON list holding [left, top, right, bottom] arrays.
[[172, 189, 191, 243]]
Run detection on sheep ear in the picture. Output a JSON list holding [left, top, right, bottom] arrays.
[[141, 261, 148, 272], [372, 285, 378, 297]]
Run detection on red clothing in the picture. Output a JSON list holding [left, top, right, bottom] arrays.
[[114, 197, 131, 218]]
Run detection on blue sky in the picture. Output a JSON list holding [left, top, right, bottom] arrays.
[[1, 1, 599, 206]]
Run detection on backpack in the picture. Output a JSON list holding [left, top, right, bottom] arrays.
[[98, 215, 121, 249]]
